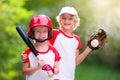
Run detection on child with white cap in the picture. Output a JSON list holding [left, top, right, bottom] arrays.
[[49, 6, 92, 80]]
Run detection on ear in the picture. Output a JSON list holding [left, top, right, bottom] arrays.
[[48, 29, 52, 39], [73, 16, 78, 27], [29, 29, 34, 39]]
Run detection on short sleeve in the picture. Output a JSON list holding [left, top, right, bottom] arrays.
[[50, 46, 61, 62], [74, 35, 82, 50], [54, 48, 61, 61], [21, 48, 31, 63], [49, 29, 60, 45]]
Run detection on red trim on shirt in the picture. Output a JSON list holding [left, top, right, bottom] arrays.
[[49, 45, 61, 61], [22, 48, 31, 63], [37, 46, 50, 54], [22, 45, 61, 63], [59, 29, 73, 38], [49, 29, 82, 50], [49, 29, 60, 45], [74, 34, 82, 49]]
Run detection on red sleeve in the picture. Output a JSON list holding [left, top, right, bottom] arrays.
[[21, 48, 31, 63], [49, 45, 61, 62], [49, 29, 60, 45], [74, 35, 82, 50]]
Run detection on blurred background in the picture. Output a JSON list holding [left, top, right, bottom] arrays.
[[0, 0, 120, 80]]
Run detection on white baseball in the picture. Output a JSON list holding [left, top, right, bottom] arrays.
[[90, 39, 99, 47]]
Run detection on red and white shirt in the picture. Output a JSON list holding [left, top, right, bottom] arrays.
[[22, 45, 60, 80], [49, 29, 82, 80]]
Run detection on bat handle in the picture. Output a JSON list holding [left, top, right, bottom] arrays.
[[36, 55, 41, 60]]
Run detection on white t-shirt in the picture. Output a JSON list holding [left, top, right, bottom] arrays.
[[22, 45, 60, 80], [49, 29, 82, 80]]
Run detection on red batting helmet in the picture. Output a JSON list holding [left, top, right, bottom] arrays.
[[28, 15, 53, 41]]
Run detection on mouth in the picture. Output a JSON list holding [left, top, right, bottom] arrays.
[[38, 37, 46, 40], [64, 23, 71, 26]]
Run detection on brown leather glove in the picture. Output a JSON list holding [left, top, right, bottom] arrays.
[[87, 28, 107, 50]]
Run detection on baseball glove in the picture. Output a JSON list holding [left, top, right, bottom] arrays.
[[87, 28, 107, 50]]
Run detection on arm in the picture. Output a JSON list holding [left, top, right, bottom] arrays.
[[22, 62, 41, 75], [76, 28, 107, 65], [76, 46, 92, 65], [53, 61, 59, 74], [22, 57, 45, 75]]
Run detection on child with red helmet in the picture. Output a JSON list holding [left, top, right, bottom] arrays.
[[21, 15, 61, 80], [49, 6, 92, 80]]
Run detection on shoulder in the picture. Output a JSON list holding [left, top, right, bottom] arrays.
[[49, 45, 61, 61], [49, 45, 57, 51], [73, 34, 81, 41], [52, 29, 60, 35], [22, 48, 31, 55], [21, 48, 31, 63], [24, 48, 31, 53], [73, 34, 83, 49], [49, 29, 60, 45]]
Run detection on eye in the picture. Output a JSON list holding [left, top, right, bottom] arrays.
[[36, 30, 40, 32], [69, 16, 74, 20], [43, 30, 48, 33], [62, 17, 66, 20], [35, 30, 41, 33]]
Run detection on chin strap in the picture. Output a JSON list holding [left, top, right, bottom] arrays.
[[34, 38, 48, 43], [33, 36, 52, 43]]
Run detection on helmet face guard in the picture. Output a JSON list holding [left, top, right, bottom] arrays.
[[28, 15, 53, 42]]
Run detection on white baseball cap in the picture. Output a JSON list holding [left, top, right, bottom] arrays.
[[56, 6, 80, 29], [58, 6, 78, 16]]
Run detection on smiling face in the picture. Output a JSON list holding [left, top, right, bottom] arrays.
[[59, 13, 77, 31], [33, 26, 49, 40]]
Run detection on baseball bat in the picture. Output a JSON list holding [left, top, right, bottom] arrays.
[[16, 25, 38, 56]]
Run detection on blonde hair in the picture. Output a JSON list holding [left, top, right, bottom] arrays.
[[56, 6, 80, 30]]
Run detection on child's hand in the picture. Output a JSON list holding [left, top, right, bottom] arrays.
[[87, 28, 107, 50], [38, 60, 45, 69], [21, 53, 28, 62], [54, 67, 59, 74], [53, 61, 59, 74], [42, 64, 54, 77]]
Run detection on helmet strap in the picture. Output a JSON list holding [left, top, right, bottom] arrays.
[[33, 36, 52, 43], [34, 38, 48, 43]]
